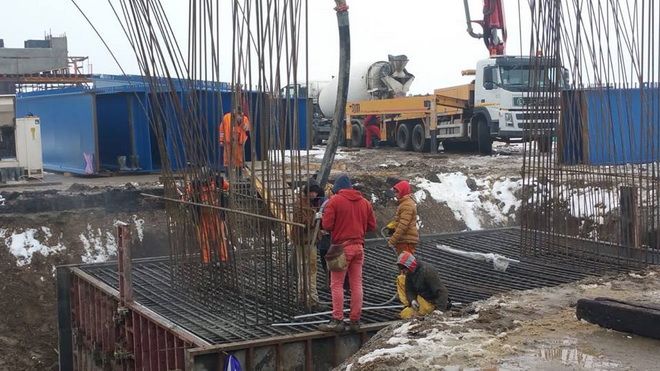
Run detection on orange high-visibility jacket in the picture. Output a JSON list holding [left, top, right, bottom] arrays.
[[219, 113, 250, 145]]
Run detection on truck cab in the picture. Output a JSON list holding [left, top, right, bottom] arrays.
[[473, 56, 565, 142]]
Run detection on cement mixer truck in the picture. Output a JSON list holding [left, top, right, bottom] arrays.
[[315, 54, 562, 154], [310, 55, 415, 145]]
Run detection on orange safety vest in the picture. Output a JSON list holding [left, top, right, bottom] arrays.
[[219, 113, 251, 167]]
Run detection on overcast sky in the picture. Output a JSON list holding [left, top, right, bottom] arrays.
[[0, 0, 533, 94]]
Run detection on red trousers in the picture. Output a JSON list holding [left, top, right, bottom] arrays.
[[365, 125, 381, 148], [330, 243, 364, 321]]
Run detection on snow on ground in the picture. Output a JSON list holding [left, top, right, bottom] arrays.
[[414, 172, 522, 230], [80, 224, 117, 263], [1, 227, 65, 266], [357, 315, 494, 366], [268, 147, 352, 163], [527, 180, 619, 223], [132, 215, 145, 242]]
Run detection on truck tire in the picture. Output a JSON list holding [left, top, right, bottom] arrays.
[[396, 123, 413, 151], [477, 118, 493, 155], [412, 123, 431, 152], [350, 123, 364, 147]]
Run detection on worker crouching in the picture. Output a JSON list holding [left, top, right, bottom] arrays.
[[396, 252, 449, 319]]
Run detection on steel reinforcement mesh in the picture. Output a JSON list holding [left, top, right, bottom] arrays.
[[79, 228, 625, 345]]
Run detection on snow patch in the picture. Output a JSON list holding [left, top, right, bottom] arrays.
[[80, 224, 117, 263], [359, 316, 492, 366], [268, 147, 351, 163], [414, 173, 521, 230], [358, 344, 414, 364], [413, 189, 427, 203], [3, 228, 65, 266], [132, 215, 145, 242], [370, 193, 378, 203], [0, 194, 5, 206]]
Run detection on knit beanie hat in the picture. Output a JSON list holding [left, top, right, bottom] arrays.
[[332, 174, 352, 194], [397, 251, 418, 272]]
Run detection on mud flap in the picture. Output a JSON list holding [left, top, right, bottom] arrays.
[[576, 297, 660, 340]]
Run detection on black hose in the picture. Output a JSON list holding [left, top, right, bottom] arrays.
[[318, 1, 351, 188]]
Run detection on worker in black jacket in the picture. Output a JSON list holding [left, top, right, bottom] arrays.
[[396, 251, 449, 319]]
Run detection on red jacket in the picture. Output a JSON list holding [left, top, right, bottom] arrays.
[[322, 189, 377, 245]]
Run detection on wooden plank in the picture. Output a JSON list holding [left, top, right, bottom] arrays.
[[576, 297, 660, 339]]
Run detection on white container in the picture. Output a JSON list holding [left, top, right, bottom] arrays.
[[15, 117, 43, 178]]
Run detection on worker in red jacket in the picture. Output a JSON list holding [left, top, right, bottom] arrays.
[[364, 115, 381, 149], [318, 174, 377, 332]]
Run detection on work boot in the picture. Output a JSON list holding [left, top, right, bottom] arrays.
[[348, 320, 361, 332], [309, 302, 330, 313], [318, 319, 345, 333]]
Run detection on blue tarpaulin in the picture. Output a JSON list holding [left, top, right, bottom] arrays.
[[559, 87, 660, 165]]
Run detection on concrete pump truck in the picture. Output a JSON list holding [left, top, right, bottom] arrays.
[[324, 0, 564, 155]]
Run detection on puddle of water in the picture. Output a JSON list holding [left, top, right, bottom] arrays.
[[536, 347, 620, 369], [497, 337, 621, 370]]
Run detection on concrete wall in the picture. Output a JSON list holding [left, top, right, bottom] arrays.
[[0, 36, 68, 74]]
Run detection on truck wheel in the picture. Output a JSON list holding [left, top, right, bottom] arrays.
[[350, 123, 364, 147], [412, 123, 431, 152], [396, 124, 413, 151], [477, 118, 493, 155]]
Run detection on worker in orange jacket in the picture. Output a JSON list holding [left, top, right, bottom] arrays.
[[184, 176, 230, 263], [219, 106, 251, 170]]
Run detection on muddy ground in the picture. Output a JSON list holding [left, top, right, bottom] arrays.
[[0, 143, 530, 369], [0, 182, 169, 370], [342, 269, 660, 370]]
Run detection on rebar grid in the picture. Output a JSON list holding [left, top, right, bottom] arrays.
[[104, 0, 315, 322], [521, 1, 660, 267], [79, 228, 634, 345]]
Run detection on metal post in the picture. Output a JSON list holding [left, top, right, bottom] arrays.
[[429, 102, 438, 153], [117, 221, 133, 305], [620, 186, 640, 249]]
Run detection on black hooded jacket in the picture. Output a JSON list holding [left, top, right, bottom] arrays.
[[405, 261, 449, 310]]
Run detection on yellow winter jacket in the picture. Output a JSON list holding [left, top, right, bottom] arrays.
[[388, 194, 419, 245]]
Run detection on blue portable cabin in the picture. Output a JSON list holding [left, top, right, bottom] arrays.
[[16, 75, 310, 175], [559, 85, 660, 165]]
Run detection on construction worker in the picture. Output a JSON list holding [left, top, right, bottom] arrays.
[[292, 181, 327, 310], [364, 114, 381, 149], [318, 174, 376, 332], [396, 251, 449, 319], [386, 180, 419, 255], [185, 175, 229, 263], [219, 106, 251, 171]]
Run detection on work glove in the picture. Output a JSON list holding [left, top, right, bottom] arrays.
[[411, 300, 420, 311], [314, 211, 323, 220]]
